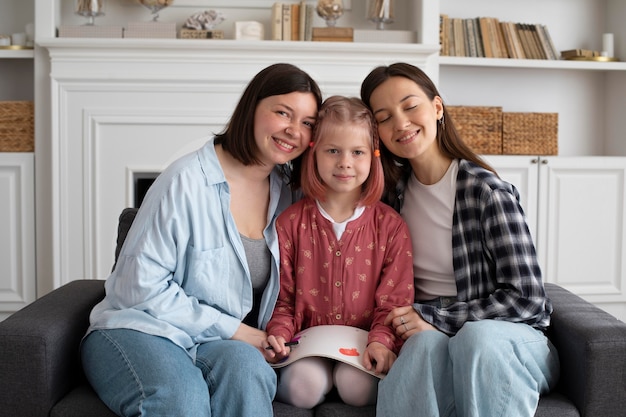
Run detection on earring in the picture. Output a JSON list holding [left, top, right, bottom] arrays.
[[438, 115, 445, 129]]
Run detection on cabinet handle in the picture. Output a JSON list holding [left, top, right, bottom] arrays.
[[541, 158, 548, 165], [531, 158, 538, 164]]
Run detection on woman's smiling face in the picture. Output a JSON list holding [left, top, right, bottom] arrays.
[[369, 76, 443, 161], [253, 91, 318, 166]]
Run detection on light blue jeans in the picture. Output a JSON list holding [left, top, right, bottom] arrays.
[[81, 329, 276, 417], [376, 320, 560, 417]]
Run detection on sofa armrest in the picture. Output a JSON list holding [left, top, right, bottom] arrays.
[[545, 282, 626, 416], [0, 279, 105, 417]]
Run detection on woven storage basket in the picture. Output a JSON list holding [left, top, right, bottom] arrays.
[[447, 106, 503, 154], [0, 101, 34, 152], [502, 112, 558, 155]]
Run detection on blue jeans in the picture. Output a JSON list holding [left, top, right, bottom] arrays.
[[376, 320, 560, 417], [81, 329, 276, 417]]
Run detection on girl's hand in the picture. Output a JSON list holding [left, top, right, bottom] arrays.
[[363, 341, 397, 374], [264, 334, 291, 363], [384, 306, 436, 339]]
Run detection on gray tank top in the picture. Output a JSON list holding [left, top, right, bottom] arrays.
[[240, 234, 271, 290]]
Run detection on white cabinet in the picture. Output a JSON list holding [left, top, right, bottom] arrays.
[[486, 155, 626, 321], [0, 153, 36, 321]]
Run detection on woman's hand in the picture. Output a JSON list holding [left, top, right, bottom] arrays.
[[231, 322, 267, 347], [384, 306, 436, 339], [363, 341, 396, 374]]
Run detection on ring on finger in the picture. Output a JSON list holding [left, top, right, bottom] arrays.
[[403, 323, 409, 332], [400, 316, 405, 325]]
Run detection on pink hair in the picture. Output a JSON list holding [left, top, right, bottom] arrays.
[[301, 95, 384, 206]]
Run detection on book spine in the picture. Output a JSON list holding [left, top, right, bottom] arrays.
[[291, 3, 300, 41], [304, 4, 314, 41], [271, 2, 282, 41], [538, 24, 558, 60], [478, 17, 493, 58], [299, 1, 307, 41], [282, 3, 291, 41]]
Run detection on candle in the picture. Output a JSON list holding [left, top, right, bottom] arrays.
[[602, 33, 614, 58]]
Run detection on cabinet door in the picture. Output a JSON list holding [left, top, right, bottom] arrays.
[[538, 156, 626, 320], [0, 153, 36, 320], [482, 155, 539, 245]]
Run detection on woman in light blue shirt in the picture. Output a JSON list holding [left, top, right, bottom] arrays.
[[81, 63, 322, 417]]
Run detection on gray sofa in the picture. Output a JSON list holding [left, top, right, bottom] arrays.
[[1, 209, 625, 417]]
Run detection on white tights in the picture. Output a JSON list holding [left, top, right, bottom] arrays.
[[275, 357, 378, 409]]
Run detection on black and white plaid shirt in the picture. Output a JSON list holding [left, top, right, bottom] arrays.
[[390, 159, 552, 335]]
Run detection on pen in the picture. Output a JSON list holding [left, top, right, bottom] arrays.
[[265, 340, 299, 350]]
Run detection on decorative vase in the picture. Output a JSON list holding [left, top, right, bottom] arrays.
[[316, 0, 344, 28], [367, 0, 395, 30], [137, 0, 174, 22], [75, 0, 105, 25]]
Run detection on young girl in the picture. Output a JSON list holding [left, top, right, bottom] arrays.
[[265, 96, 415, 409], [360, 62, 559, 417]]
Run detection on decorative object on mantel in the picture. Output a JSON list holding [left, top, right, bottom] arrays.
[[0, 101, 34, 152], [60, 0, 123, 38], [316, 0, 344, 27], [313, 0, 353, 42], [235, 21, 264, 41], [311, 26, 353, 42], [137, 0, 173, 22], [59, 25, 123, 38], [180, 10, 225, 39], [125, 0, 176, 39], [75, 0, 105, 26], [367, 0, 394, 30]]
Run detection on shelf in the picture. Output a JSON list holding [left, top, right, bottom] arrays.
[[439, 56, 626, 71], [0, 49, 34, 59]]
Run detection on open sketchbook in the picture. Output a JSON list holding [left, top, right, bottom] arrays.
[[270, 325, 385, 379]]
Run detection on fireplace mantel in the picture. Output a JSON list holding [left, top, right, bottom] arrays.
[[39, 38, 438, 288]]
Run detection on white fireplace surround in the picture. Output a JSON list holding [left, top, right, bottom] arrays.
[[39, 38, 438, 288]]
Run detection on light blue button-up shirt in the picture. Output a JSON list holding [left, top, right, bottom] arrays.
[[86, 137, 293, 357]]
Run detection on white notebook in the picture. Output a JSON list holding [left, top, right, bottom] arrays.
[[270, 325, 385, 379]]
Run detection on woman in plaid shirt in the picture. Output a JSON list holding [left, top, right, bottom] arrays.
[[360, 63, 560, 417]]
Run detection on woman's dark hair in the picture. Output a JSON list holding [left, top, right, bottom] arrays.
[[215, 63, 323, 187], [360, 62, 495, 199]]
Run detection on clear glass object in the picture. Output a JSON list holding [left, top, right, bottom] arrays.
[[75, 0, 105, 26], [138, 0, 174, 22], [367, 0, 395, 30], [316, 0, 344, 28]]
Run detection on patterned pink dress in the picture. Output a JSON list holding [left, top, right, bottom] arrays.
[[267, 197, 415, 353]]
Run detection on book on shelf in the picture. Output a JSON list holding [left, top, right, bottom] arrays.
[[441, 15, 558, 60], [271, 2, 282, 40], [282, 3, 291, 41], [560, 49, 600, 59], [272, 1, 315, 41]]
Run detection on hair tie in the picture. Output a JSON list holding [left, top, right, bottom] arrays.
[[309, 141, 314, 148], [374, 149, 381, 157]]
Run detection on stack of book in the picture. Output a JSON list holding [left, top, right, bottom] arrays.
[[271, 1, 315, 41], [439, 15, 559, 60]]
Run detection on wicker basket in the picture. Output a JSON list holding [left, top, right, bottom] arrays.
[[502, 112, 558, 155], [447, 106, 503, 154], [0, 101, 34, 152]]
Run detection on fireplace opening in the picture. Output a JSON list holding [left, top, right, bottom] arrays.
[[133, 172, 160, 208]]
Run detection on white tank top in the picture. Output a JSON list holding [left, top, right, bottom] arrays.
[[401, 159, 459, 300]]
